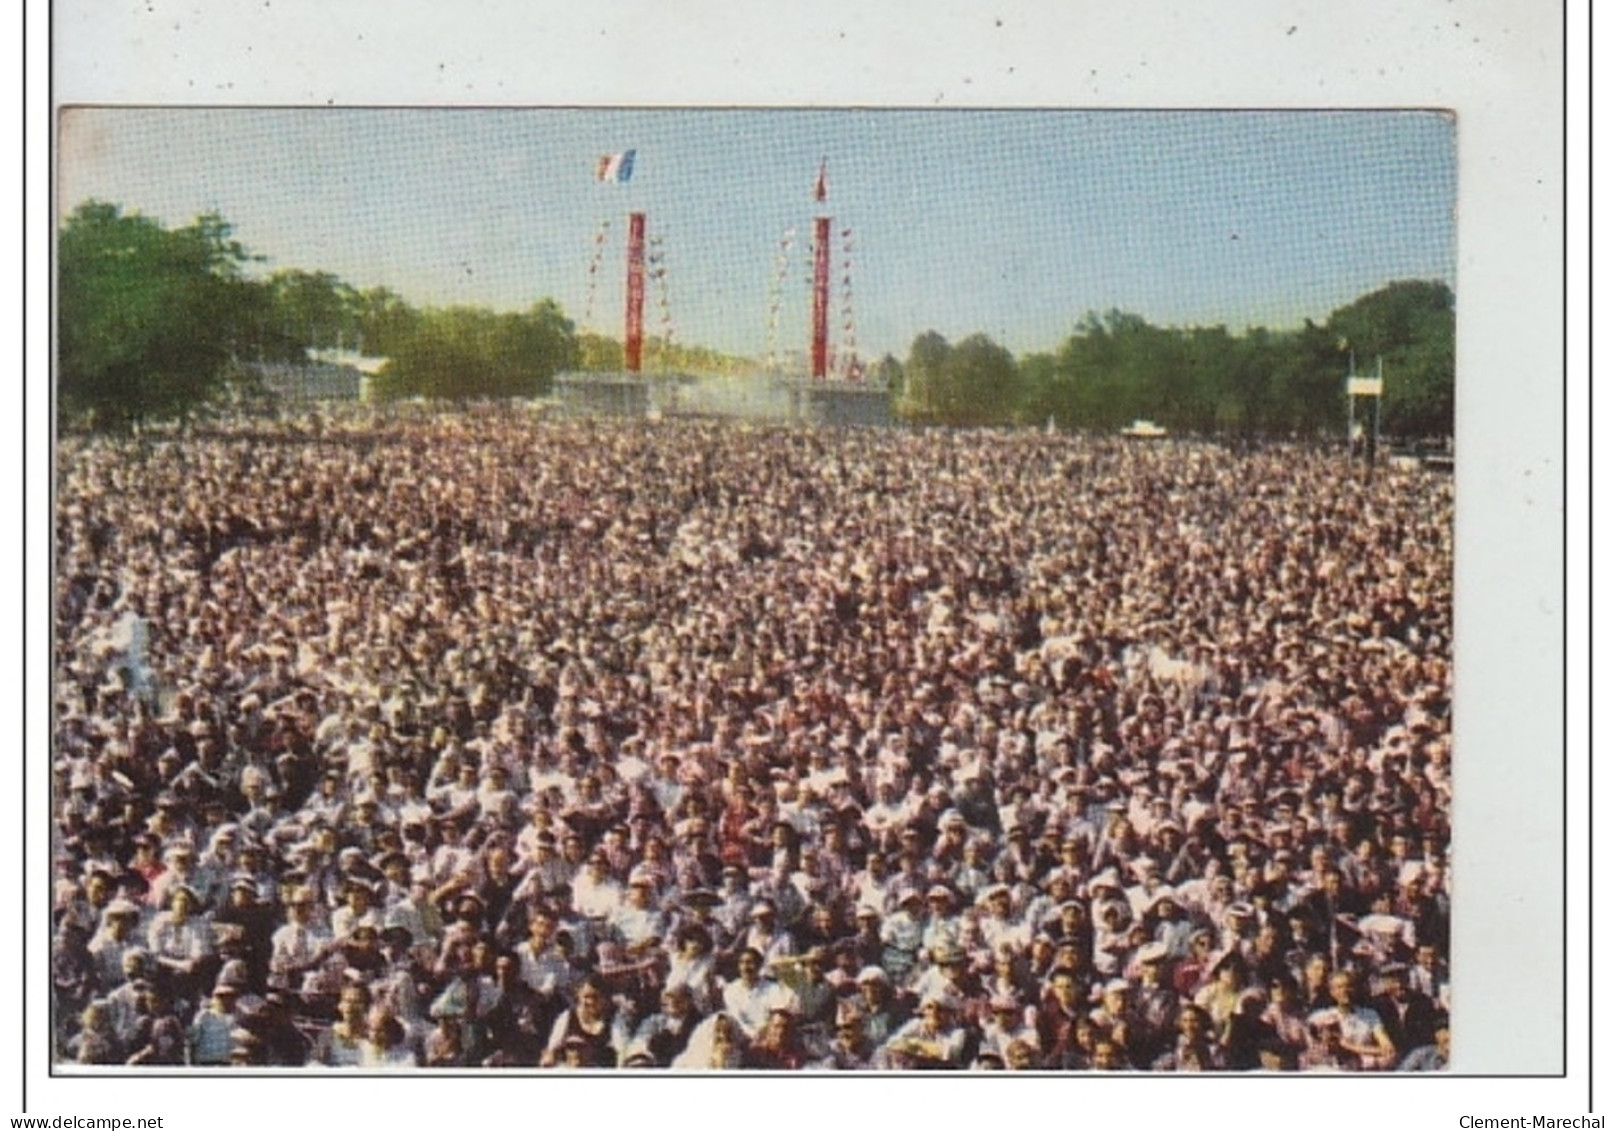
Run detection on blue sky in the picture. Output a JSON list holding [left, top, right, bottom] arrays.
[[58, 108, 1454, 361]]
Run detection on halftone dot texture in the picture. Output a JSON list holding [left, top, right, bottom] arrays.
[[59, 108, 1454, 360]]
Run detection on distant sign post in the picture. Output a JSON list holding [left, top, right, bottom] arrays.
[[1344, 355, 1385, 473]]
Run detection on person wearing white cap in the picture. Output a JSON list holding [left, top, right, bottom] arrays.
[[330, 878, 383, 942], [931, 809, 971, 869], [909, 940, 975, 1009], [854, 966, 901, 1046], [1130, 941, 1181, 1066], [1088, 978, 1141, 1067], [608, 866, 668, 952], [978, 992, 1039, 1061], [1148, 889, 1197, 959], [737, 898, 796, 966], [918, 885, 963, 958], [87, 897, 145, 992], [878, 887, 926, 984], [147, 843, 200, 913], [878, 986, 967, 1069], [976, 883, 1030, 955]]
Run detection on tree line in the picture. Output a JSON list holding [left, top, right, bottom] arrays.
[[57, 202, 583, 427], [58, 201, 1453, 437], [891, 280, 1454, 438]]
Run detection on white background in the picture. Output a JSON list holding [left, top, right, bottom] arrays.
[[22, 0, 1594, 1124]]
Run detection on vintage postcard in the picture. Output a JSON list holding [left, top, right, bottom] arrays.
[[29, 0, 1575, 1126]]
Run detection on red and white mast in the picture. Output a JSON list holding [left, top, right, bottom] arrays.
[[810, 160, 831, 380], [625, 211, 647, 374]]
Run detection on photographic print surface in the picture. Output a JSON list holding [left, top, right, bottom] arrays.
[[52, 108, 1455, 1072]]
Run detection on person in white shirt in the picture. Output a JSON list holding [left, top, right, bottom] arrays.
[[515, 907, 576, 1001], [428, 819, 476, 890], [737, 900, 796, 966], [330, 880, 384, 941], [268, 886, 330, 991], [721, 948, 798, 1041], [863, 780, 911, 841], [1306, 970, 1397, 1070], [978, 993, 1040, 1060], [663, 923, 719, 1012], [878, 988, 968, 1069], [570, 850, 623, 922], [975, 884, 1031, 957], [87, 898, 144, 993], [610, 868, 669, 953], [147, 886, 213, 1001]]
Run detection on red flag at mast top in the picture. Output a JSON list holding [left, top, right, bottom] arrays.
[[813, 158, 828, 203]]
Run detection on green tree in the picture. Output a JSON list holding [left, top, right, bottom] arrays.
[[1048, 311, 1141, 431], [897, 331, 1022, 426], [1016, 351, 1060, 425], [943, 333, 1020, 425], [871, 353, 904, 398], [58, 201, 261, 428], [373, 301, 577, 401], [1327, 280, 1454, 437], [896, 330, 953, 422], [1215, 326, 1269, 435], [577, 332, 625, 372], [1266, 318, 1347, 437], [265, 270, 361, 350], [351, 286, 420, 357]]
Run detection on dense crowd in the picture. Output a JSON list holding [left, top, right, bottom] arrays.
[[51, 408, 1452, 1070]]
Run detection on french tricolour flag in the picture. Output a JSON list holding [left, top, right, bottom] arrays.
[[595, 150, 636, 183]]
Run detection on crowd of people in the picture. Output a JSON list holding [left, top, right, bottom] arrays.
[[51, 407, 1452, 1070]]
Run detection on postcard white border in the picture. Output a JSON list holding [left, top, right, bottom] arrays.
[[24, 0, 1587, 1125]]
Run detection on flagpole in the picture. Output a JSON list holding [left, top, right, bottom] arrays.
[[1368, 355, 1383, 478], [811, 160, 830, 381], [625, 211, 646, 375], [1346, 351, 1356, 465]]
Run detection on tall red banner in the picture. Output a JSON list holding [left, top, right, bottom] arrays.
[[625, 212, 646, 373], [811, 215, 831, 379]]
